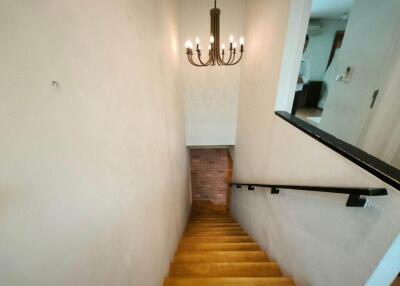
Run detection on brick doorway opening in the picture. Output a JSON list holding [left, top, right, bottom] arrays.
[[189, 148, 233, 215]]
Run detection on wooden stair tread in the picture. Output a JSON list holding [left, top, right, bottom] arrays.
[[174, 251, 269, 263], [184, 230, 248, 237], [178, 242, 260, 251], [190, 220, 236, 223], [188, 223, 240, 226], [188, 223, 240, 227], [186, 226, 243, 232], [181, 236, 254, 243], [164, 277, 295, 286], [189, 218, 237, 223], [169, 262, 282, 277], [190, 218, 235, 221]]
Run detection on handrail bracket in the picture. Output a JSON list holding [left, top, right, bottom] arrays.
[[271, 187, 280, 194], [346, 194, 367, 207]]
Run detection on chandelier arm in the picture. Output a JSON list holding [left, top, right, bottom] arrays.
[[217, 56, 227, 66], [188, 53, 206, 67], [217, 49, 233, 66], [199, 52, 214, 67], [211, 50, 216, 66], [207, 50, 214, 66], [187, 54, 197, 66], [229, 52, 243, 65], [227, 51, 237, 65], [196, 50, 210, 66]]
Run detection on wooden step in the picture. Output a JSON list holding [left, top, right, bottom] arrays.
[[184, 230, 248, 237], [169, 262, 282, 277], [174, 251, 268, 263], [187, 223, 240, 227], [178, 243, 260, 251], [189, 222, 236, 225], [189, 215, 234, 220], [190, 216, 233, 218], [186, 226, 243, 233], [164, 277, 295, 286], [181, 236, 254, 244], [189, 220, 236, 224]]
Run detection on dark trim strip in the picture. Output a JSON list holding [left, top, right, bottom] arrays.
[[275, 111, 400, 190]]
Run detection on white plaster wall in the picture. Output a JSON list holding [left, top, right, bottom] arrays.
[[0, 1, 190, 285], [178, 0, 244, 146], [319, 0, 400, 145], [305, 19, 348, 81], [394, 148, 400, 169], [231, 0, 400, 285], [357, 31, 400, 167]]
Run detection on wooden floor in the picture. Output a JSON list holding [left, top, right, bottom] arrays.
[[295, 108, 322, 127], [392, 275, 400, 286], [164, 211, 295, 286]]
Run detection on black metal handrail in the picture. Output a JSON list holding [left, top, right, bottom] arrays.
[[229, 182, 388, 207]]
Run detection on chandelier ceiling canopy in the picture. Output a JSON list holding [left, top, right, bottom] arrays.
[[184, 0, 245, 67]]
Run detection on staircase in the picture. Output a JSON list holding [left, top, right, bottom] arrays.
[[164, 211, 295, 286]]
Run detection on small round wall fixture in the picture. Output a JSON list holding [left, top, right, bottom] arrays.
[[184, 0, 245, 67]]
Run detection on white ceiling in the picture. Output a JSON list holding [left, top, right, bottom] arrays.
[[311, 0, 354, 20]]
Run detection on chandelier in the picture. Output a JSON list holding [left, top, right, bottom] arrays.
[[184, 0, 245, 67]]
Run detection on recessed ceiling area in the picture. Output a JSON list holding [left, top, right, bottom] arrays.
[[311, 0, 354, 20]]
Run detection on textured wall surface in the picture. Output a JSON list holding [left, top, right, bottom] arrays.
[[190, 148, 232, 206], [178, 0, 245, 146], [0, 1, 190, 285]]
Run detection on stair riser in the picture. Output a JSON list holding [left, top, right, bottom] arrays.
[[189, 220, 236, 224], [184, 232, 248, 237], [169, 262, 282, 277], [174, 252, 268, 263], [190, 218, 235, 221], [164, 277, 295, 286], [178, 243, 260, 251], [186, 227, 243, 233], [181, 237, 254, 243], [188, 223, 240, 227]]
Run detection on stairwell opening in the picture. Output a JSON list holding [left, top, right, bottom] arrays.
[[189, 147, 233, 215]]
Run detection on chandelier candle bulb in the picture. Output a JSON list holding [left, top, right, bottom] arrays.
[[185, 40, 193, 54], [184, 1, 244, 66]]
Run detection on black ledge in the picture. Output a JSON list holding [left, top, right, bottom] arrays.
[[275, 111, 400, 191]]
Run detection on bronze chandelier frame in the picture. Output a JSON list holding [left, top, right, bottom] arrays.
[[185, 0, 244, 67]]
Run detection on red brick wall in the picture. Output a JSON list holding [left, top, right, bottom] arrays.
[[190, 148, 233, 207]]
